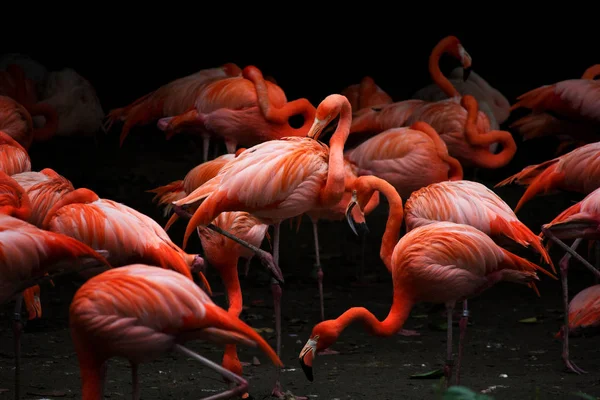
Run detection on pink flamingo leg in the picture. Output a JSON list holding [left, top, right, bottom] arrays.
[[173, 344, 249, 400], [202, 133, 210, 163], [311, 220, 325, 321], [13, 294, 23, 400], [444, 303, 454, 388], [131, 362, 140, 400], [558, 239, 587, 374], [542, 228, 600, 279], [456, 299, 469, 385]]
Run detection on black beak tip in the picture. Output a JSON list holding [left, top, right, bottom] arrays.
[[300, 358, 314, 382], [463, 67, 472, 82], [356, 222, 369, 237]]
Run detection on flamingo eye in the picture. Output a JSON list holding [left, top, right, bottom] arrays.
[[371, 106, 383, 112]]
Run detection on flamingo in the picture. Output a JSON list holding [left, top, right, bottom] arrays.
[[298, 175, 554, 387], [196, 211, 268, 399], [539, 187, 600, 374], [11, 168, 75, 227], [105, 62, 242, 151], [0, 170, 31, 221], [69, 264, 283, 400], [555, 284, 600, 374], [157, 65, 316, 159], [40, 187, 214, 285], [340, 76, 393, 110], [495, 141, 600, 213], [344, 121, 464, 199], [0, 213, 110, 400], [0, 130, 31, 175], [509, 64, 600, 153], [0, 96, 34, 149], [349, 36, 517, 170], [171, 93, 356, 398], [412, 66, 511, 129]]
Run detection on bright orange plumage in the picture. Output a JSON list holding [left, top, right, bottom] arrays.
[[0, 130, 31, 175]]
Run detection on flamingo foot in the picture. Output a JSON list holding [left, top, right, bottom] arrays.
[[397, 328, 420, 337], [271, 381, 308, 400], [564, 357, 587, 375], [317, 348, 339, 355]]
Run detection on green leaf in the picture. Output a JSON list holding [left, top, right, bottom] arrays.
[[571, 392, 598, 400], [410, 368, 445, 379], [518, 317, 538, 323]]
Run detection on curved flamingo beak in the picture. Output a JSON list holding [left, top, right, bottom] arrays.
[[307, 116, 331, 141], [299, 337, 317, 381], [345, 191, 369, 237]]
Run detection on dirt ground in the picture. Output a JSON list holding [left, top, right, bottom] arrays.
[[1, 129, 599, 400]]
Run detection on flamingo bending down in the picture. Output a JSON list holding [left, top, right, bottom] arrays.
[[344, 121, 464, 199], [349, 36, 517, 170], [412, 66, 511, 128], [540, 186, 600, 374], [555, 284, 600, 374], [509, 64, 600, 150], [340, 76, 393, 110], [495, 141, 600, 213], [299, 175, 553, 387], [0, 130, 30, 176], [0, 170, 31, 221], [0, 213, 110, 400], [11, 168, 75, 227], [70, 264, 283, 400], [171, 94, 357, 398], [157, 65, 316, 159]]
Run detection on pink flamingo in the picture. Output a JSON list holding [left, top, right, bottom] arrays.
[[299, 175, 553, 387], [540, 186, 600, 374], [0, 130, 31, 175], [70, 264, 283, 400], [340, 76, 393, 110], [171, 93, 356, 398]]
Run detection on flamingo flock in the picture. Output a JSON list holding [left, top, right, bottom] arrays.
[[0, 34, 599, 400]]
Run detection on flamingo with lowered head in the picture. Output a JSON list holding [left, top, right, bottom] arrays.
[[299, 175, 554, 387], [0, 130, 31, 175]]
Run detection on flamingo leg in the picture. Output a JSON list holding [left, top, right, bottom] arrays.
[[173, 344, 249, 400], [131, 362, 140, 400], [542, 228, 600, 279], [455, 299, 469, 385], [595, 241, 600, 284], [13, 294, 23, 400], [202, 133, 210, 163], [444, 302, 455, 388], [311, 219, 325, 321], [559, 239, 587, 374]]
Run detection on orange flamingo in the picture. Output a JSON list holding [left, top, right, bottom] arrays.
[[349, 36, 517, 169], [11, 168, 75, 227], [0, 170, 31, 221], [0, 130, 31, 175], [157, 65, 316, 159], [299, 175, 554, 387], [69, 264, 283, 400], [196, 211, 268, 398], [105, 62, 242, 150], [495, 141, 600, 213], [510, 64, 600, 152], [41, 188, 211, 285], [0, 96, 34, 149], [0, 213, 110, 400], [344, 121, 464, 199], [171, 93, 356, 398], [540, 186, 600, 373], [340, 76, 393, 110], [555, 284, 600, 374]]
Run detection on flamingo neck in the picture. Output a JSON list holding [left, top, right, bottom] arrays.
[[334, 291, 413, 337], [582, 64, 600, 80], [429, 37, 460, 98], [29, 102, 59, 142], [219, 258, 243, 317], [410, 121, 463, 180], [320, 100, 352, 207]]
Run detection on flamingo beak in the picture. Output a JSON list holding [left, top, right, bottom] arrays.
[[463, 66, 472, 82], [299, 337, 317, 381], [307, 117, 330, 141], [345, 190, 368, 237]]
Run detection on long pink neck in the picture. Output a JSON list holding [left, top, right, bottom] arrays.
[[582, 64, 600, 80], [333, 290, 413, 337], [219, 257, 243, 317], [428, 37, 460, 98], [320, 98, 353, 207]]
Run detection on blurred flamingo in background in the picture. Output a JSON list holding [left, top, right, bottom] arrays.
[[0, 96, 35, 149], [171, 93, 356, 398], [412, 66, 511, 129], [0, 130, 31, 175], [510, 64, 600, 154], [0, 213, 110, 400], [300, 175, 554, 387], [158, 65, 316, 160], [540, 186, 600, 374], [341, 76, 393, 110], [495, 141, 600, 213], [69, 264, 283, 400], [345, 121, 464, 199], [105, 62, 242, 152], [349, 36, 517, 170]]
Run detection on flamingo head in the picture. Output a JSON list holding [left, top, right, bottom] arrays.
[[456, 44, 472, 81], [345, 189, 369, 237], [299, 320, 340, 381]]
